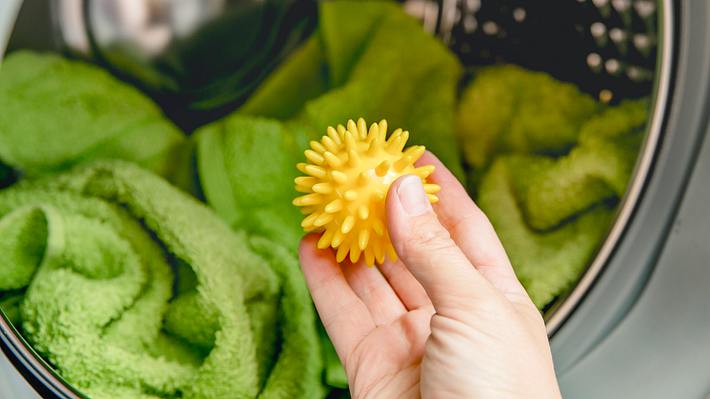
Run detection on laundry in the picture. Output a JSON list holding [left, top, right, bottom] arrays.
[[0, 161, 324, 398], [0, 51, 190, 185], [458, 66, 648, 307]]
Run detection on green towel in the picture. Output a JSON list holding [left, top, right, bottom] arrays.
[[458, 66, 648, 307], [0, 161, 324, 399], [0, 51, 191, 186], [456, 65, 600, 169]]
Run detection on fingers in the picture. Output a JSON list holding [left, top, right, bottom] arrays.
[[418, 152, 530, 304], [378, 259, 432, 311], [341, 260, 407, 325], [386, 175, 499, 319], [299, 235, 375, 362]]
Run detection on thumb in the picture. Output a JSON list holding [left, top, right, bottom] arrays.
[[386, 175, 498, 318]]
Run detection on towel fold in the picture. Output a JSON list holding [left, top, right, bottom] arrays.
[[0, 52, 190, 185], [458, 66, 648, 307], [0, 161, 323, 399]]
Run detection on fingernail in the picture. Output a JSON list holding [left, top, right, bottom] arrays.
[[397, 175, 431, 216]]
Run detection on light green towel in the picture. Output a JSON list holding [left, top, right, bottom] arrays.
[[0, 161, 323, 398], [458, 66, 648, 307], [0, 51, 190, 185]]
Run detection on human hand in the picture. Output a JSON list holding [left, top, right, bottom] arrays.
[[299, 152, 562, 399]]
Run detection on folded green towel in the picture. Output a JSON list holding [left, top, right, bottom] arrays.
[[0, 51, 190, 185], [0, 161, 323, 398], [456, 65, 600, 169], [458, 66, 648, 307]]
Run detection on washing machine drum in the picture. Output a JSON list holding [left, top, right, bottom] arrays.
[[1, 0, 708, 398]]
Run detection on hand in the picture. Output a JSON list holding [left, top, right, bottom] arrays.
[[299, 152, 562, 399]]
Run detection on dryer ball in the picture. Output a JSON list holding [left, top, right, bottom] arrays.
[[293, 118, 440, 266]]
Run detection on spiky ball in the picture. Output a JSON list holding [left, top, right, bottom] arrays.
[[293, 118, 440, 266]]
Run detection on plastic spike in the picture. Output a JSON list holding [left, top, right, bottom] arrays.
[[318, 229, 335, 248], [327, 126, 341, 145], [336, 243, 349, 263], [357, 118, 367, 138], [312, 183, 333, 194], [375, 160, 390, 177], [344, 131, 357, 152], [344, 190, 358, 201], [372, 218, 384, 236], [349, 241, 362, 263], [310, 140, 327, 154], [332, 230, 345, 248], [293, 193, 322, 206], [358, 229, 370, 251], [358, 205, 369, 220], [331, 170, 348, 184], [325, 199, 343, 213], [314, 213, 334, 227], [341, 215, 355, 234], [295, 185, 312, 193], [414, 165, 435, 178], [424, 184, 441, 194], [364, 248, 375, 266], [305, 149, 324, 165], [301, 212, 319, 228], [345, 119, 356, 135], [322, 136, 339, 153], [295, 176, 316, 187], [378, 120, 388, 137], [393, 155, 412, 172], [403, 145, 425, 163], [304, 165, 326, 178], [324, 151, 343, 168]]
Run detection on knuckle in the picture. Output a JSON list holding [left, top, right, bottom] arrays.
[[404, 217, 455, 255]]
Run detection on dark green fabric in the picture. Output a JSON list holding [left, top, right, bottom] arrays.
[[0, 162, 323, 398], [459, 66, 648, 307]]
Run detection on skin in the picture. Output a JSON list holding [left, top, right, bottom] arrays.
[[299, 152, 562, 399]]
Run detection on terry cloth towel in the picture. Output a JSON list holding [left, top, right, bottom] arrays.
[[0, 161, 323, 399], [0, 51, 190, 186], [458, 65, 648, 308]]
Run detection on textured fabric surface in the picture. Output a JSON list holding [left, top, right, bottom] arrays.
[[0, 162, 323, 398], [458, 66, 648, 307], [0, 51, 190, 184]]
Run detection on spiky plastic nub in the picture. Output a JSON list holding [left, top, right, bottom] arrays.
[[293, 118, 440, 266]]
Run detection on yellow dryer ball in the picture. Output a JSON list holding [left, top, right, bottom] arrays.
[[293, 118, 440, 266]]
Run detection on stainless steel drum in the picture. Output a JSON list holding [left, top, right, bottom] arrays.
[[2, 1, 709, 398]]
